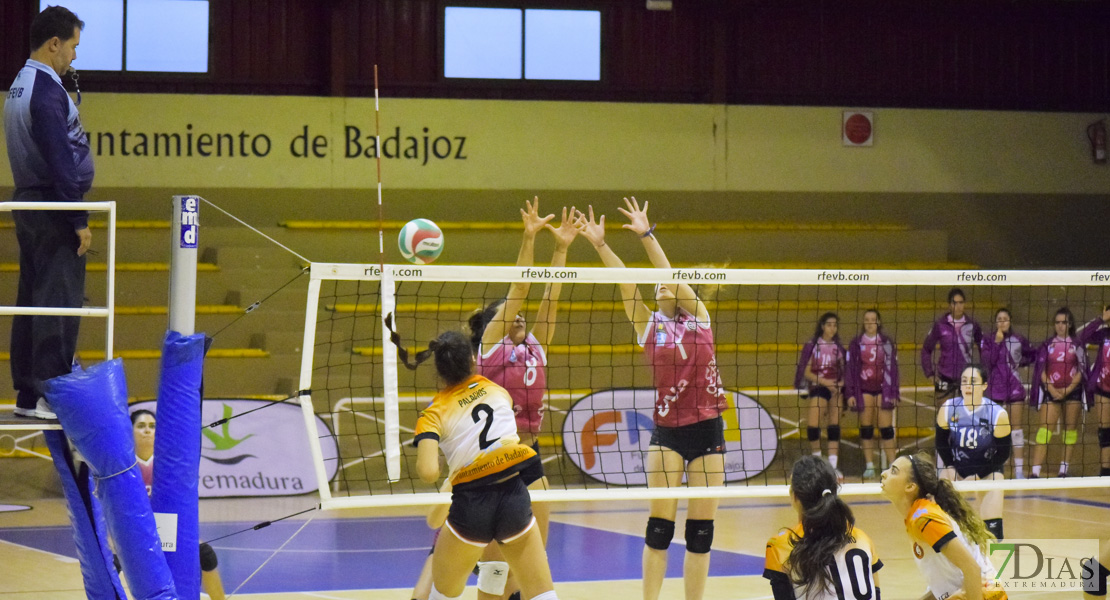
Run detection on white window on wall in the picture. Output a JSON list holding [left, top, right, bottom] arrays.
[[444, 6, 601, 81], [40, 0, 210, 73]]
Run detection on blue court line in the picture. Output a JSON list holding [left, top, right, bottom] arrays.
[[553, 499, 892, 516], [1020, 494, 1110, 510], [0, 515, 763, 594]]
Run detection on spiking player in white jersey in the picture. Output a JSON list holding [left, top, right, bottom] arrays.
[[577, 198, 727, 600], [936, 364, 1011, 540], [764, 456, 882, 600]]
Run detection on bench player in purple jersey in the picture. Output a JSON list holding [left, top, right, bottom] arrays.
[[1030, 307, 1089, 478], [1078, 306, 1110, 477], [795, 313, 846, 478], [577, 198, 727, 600], [923, 289, 983, 404], [979, 308, 1035, 478], [845, 309, 901, 479]]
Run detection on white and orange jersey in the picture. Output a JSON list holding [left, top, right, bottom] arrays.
[[904, 498, 1000, 600], [414, 375, 537, 489], [764, 524, 882, 600]]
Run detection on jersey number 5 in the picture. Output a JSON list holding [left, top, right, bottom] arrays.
[[472, 404, 495, 450]]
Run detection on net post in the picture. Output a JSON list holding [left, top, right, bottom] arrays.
[[298, 275, 333, 503], [105, 201, 117, 359], [169, 196, 199, 334], [380, 267, 401, 482]]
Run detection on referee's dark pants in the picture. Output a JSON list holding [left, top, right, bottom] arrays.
[[10, 196, 86, 411]]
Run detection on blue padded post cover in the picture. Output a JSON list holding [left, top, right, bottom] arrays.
[[152, 331, 206, 600], [44, 359, 178, 600]]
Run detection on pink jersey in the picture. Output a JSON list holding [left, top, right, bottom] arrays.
[[641, 310, 727, 428], [478, 333, 547, 434], [1046, 337, 1080, 388], [137, 455, 154, 497], [809, 339, 844, 381], [859, 334, 886, 391], [1100, 343, 1110, 393]]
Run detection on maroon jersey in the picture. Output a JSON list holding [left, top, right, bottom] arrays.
[[859, 334, 886, 391], [478, 333, 547, 434], [810, 339, 845, 381], [641, 310, 726, 427], [137, 455, 154, 497], [1046, 337, 1080, 388]]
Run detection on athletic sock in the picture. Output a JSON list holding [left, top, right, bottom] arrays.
[[1031, 465, 1042, 478], [828, 455, 839, 469], [865, 462, 875, 470], [812, 451, 822, 457], [1059, 462, 1069, 477]]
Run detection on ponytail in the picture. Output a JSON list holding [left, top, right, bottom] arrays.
[[907, 453, 993, 550], [787, 456, 856, 594], [386, 314, 474, 385]]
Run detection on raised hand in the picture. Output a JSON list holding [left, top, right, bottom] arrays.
[[574, 205, 606, 248], [521, 196, 555, 237], [616, 196, 651, 236], [547, 206, 579, 250]]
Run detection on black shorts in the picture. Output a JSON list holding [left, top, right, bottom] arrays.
[[1043, 385, 1082, 403], [446, 475, 534, 545], [649, 417, 725, 462], [954, 462, 1003, 480], [519, 440, 545, 486], [935, 375, 958, 396], [809, 385, 833, 401]]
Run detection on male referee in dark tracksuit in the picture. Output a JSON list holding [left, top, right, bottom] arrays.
[[4, 6, 93, 419]]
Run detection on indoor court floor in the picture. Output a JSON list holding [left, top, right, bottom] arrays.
[[2, 489, 1107, 600]]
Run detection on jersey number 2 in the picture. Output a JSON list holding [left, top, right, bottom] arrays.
[[472, 404, 495, 450]]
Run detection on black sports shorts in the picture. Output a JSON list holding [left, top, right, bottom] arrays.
[[649, 416, 726, 463], [446, 475, 534, 545]]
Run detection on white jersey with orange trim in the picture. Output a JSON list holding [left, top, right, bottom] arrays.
[[904, 498, 1000, 600], [414, 375, 537, 489], [764, 524, 882, 600]]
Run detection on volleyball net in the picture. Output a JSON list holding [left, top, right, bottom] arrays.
[[297, 263, 1110, 509]]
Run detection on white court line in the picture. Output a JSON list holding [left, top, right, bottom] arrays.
[[0, 537, 79, 563], [1006, 508, 1110, 526], [302, 592, 354, 600], [213, 545, 429, 554]]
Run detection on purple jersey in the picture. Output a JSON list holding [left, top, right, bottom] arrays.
[[641, 310, 726, 428], [1079, 319, 1110, 396], [922, 314, 982, 380], [478, 333, 547, 434], [980, 332, 1034, 403]]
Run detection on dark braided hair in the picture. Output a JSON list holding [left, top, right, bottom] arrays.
[[787, 455, 856, 594], [905, 452, 993, 549], [386, 314, 474, 386], [467, 299, 506, 353]]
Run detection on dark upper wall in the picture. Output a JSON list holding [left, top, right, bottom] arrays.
[[2, 0, 1108, 110]]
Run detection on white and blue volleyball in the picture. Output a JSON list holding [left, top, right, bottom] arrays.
[[397, 218, 444, 264]]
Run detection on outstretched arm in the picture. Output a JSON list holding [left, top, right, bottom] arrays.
[[618, 196, 709, 322], [482, 197, 554, 349], [531, 206, 578, 347], [576, 206, 653, 342]]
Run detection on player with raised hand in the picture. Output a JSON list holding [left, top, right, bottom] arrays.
[[576, 198, 727, 600], [796, 313, 846, 479], [764, 455, 882, 600], [979, 308, 1035, 478], [468, 199, 577, 599], [1030, 307, 1088, 478], [880, 453, 1006, 600], [396, 328, 559, 600], [935, 364, 1012, 540], [1078, 306, 1110, 477], [922, 289, 983, 405], [845, 309, 901, 480]]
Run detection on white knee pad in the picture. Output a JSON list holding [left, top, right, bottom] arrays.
[[1012, 428, 1024, 448], [429, 582, 464, 600], [477, 561, 510, 596], [528, 591, 559, 600]]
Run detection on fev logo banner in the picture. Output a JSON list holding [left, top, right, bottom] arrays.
[[560, 389, 779, 486], [131, 398, 339, 498]]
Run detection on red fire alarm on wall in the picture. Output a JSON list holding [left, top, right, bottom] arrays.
[[843, 111, 874, 146]]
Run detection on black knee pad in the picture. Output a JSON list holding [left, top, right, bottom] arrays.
[[984, 518, 1004, 541], [1099, 428, 1110, 449], [827, 426, 841, 442], [880, 426, 895, 441], [807, 426, 821, 442], [199, 542, 219, 572], [645, 517, 675, 550], [685, 519, 714, 554], [859, 426, 875, 440]]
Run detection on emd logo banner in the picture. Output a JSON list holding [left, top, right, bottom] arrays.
[[561, 389, 778, 485], [131, 398, 339, 498]]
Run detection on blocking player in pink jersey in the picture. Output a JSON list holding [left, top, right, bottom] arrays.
[[467, 198, 578, 600], [576, 198, 727, 600], [1030, 307, 1089, 478], [1079, 305, 1110, 477], [795, 313, 846, 478], [844, 309, 901, 480]]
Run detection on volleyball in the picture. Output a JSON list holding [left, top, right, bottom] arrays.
[[397, 218, 444, 264]]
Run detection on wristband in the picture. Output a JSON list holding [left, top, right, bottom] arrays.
[[641, 223, 657, 239]]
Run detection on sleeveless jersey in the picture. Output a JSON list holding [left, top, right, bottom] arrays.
[[810, 339, 844, 382], [414, 375, 537, 489], [137, 455, 154, 497], [940, 396, 1005, 471], [905, 498, 1001, 600], [1046, 337, 1080, 388], [858, 334, 887, 391], [640, 309, 726, 427], [478, 333, 547, 434], [764, 524, 882, 600]]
